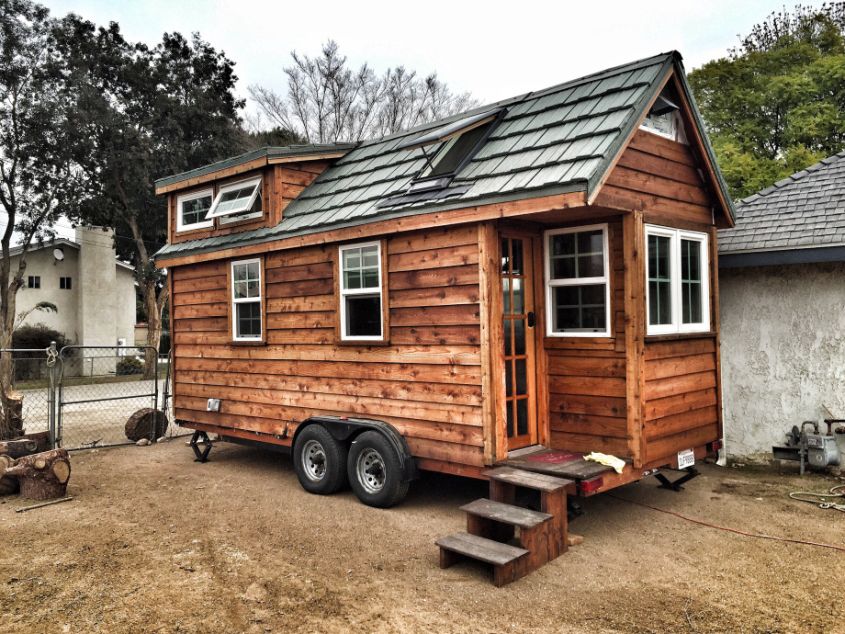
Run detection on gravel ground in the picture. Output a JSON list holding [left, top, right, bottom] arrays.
[[1, 441, 844, 633]]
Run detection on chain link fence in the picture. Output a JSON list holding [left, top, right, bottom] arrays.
[[1, 344, 184, 451], [2, 347, 56, 443]]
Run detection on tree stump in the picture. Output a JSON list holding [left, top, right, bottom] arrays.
[[125, 408, 168, 442], [4, 448, 71, 500], [0, 454, 18, 495]]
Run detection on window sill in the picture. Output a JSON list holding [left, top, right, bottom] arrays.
[[230, 339, 266, 346], [175, 224, 213, 235], [337, 338, 391, 347], [644, 331, 716, 343]]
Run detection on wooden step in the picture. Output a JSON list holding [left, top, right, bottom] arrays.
[[436, 532, 529, 586], [436, 532, 528, 566], [460, 498, 552, 529], [484, 466, 573, 492]]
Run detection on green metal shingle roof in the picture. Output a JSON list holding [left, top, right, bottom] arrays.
[[154, 144, 357, 191], [156, 51, 732, 261]]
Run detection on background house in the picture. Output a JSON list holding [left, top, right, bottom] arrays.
[[13, 226, 137, 348], [718, 151, 845, 457]]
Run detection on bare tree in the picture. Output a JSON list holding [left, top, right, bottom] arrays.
[[249, 40, 477, 143]]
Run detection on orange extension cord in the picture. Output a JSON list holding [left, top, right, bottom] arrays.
[[608, 494, 845, 554]]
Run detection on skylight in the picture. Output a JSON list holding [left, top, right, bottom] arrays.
[[206, 177, 263, 219], [398, 108, 504, 192]]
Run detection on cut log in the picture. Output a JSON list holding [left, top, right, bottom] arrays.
[[4, 448, 71, 500], [125, 408, 168, 442], [0, 438, 39, 458], [0, 454, 18, 495]]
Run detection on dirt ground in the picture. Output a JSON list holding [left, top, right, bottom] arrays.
[[2, 441, 844, 634]]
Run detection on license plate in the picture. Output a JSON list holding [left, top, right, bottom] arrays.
[[677, 448, 695, 470]]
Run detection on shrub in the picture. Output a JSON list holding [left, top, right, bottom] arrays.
[[116, 357, 144, 376], [11, 324, 71, 381]]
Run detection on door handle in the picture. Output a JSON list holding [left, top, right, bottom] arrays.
[[527, 311, 536, 328]]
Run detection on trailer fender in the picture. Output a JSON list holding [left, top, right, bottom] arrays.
[[293, 416, 418, 482]]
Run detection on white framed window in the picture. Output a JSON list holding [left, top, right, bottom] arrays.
[[176, 188, 214, 232], [339, 241, 384, 342], [645, 225, 710, 335], [544, 224, 611, 337], [207, 177, 263, 223], [231, 258, 263, 341]]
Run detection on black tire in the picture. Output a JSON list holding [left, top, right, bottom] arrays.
[[293, 425, 348, 494], [347, 430, 409, 508]]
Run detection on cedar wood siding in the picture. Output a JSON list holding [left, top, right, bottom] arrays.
[[596, 129, 721, 467], [168, 162, 329, 245], [545, 219, 630, 458], [170, 223, 485, 473]]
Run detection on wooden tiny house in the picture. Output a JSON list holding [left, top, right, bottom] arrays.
[[155, 51, 733, 511]]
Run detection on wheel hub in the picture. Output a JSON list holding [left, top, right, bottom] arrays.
[[301, 439, 327, 481], [356, 448, 386, 494]]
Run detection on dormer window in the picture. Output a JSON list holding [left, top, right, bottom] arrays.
[[206, 177, 263, 224]]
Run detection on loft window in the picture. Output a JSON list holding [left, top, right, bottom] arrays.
[[640, 93, 686, 143], [645, 225, 710, 335], [60, 277, 72, 290], [398, 108, 503, 191], [339, 242, 384, 341], [231, 258, 263, 341], [544, 225, 611, 337], [27, 276, 40, 289], [207, 177, 263, 224], [176, 188, 213, 231]]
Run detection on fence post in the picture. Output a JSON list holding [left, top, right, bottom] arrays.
[[47, 341, 58, 449]]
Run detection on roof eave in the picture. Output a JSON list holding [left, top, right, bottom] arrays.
[[154, 145, 356, 195]]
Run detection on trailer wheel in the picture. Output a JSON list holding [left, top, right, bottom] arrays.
[[293, 425, 348, 494], [347, 431, 409, 508]]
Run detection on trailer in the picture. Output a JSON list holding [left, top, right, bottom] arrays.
[[154, 52, 733, 574]]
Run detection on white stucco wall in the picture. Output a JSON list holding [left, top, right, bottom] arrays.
[[719, 262, 845, 457], [13, 227, 137, 347], [14, 247, 80, 338]]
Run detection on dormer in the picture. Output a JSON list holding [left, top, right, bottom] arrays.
[[156, 145, 355, 245]]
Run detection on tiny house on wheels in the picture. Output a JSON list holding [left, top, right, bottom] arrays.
[[155, 52, 733, 515]]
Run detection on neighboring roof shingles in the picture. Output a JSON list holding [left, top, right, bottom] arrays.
[[156, 51, 726, 261], [719, 150, 845, 254]]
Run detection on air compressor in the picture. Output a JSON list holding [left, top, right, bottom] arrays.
[[772, 419, 845, 475]]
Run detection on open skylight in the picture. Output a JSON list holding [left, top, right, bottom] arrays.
[[206, 177, 263, 220]]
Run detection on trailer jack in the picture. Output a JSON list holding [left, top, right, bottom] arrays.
[[654, 467, 700, 492], [190, 430, 213, 463]]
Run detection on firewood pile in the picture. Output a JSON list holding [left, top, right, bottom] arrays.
[[0, 439, 71, 500]]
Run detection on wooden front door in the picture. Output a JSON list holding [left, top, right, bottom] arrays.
[[500, 234, 538, 451]]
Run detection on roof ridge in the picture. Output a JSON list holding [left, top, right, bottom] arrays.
[[354, 51, 677, 149], [739, 148, 845, 205]]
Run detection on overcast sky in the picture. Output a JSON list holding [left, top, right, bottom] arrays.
[[43, 0, 817, 110]]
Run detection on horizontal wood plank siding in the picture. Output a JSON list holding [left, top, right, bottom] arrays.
[[642, 338, 719, 464], [594, 130, 714, 227], [545, 219, 630, 456], [170, 224, 485, 469]]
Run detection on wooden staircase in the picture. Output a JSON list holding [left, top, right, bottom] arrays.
[[436, 466, 573, 586]]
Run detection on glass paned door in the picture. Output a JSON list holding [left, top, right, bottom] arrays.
[[501, 234, 537, 450]]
